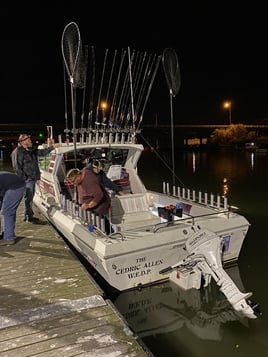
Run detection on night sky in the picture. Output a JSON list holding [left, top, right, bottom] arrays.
[[1, 3, 268, 129]]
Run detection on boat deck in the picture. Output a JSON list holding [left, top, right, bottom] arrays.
[[0, 203, 149, 356]]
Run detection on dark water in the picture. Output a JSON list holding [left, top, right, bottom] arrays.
[[1, 149, 267, 356], [113, 149, 268, 357]]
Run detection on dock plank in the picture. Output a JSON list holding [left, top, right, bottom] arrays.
[[0, 307, 142, 356], [0, 203, 149, 356]]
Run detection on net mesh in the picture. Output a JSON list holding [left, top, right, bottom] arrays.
[[61, 22, 161, 132], [61, 22, 85, 89], [162, 48, 181, 97]]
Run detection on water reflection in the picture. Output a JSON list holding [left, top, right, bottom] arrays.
[[137, 149, 267, 356], [222, 177, 229, 197], [113, 267, 249, 342], [140, 150, 242, 197], [192, 152, 196, 173], [250, 152, 254, 170]]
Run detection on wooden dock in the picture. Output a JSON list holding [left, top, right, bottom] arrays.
[[0, 203, 149, 356]]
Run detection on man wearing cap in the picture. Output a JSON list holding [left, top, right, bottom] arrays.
[[65, 167, 111, 214], [87, 160, 124, 195], [11, 134, 58, 223]]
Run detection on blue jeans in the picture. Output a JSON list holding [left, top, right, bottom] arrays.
[[0, 186, 24, 240], [24, 180, 36, 220]]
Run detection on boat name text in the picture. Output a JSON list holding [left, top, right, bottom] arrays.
[[115, 257, 163, 278]]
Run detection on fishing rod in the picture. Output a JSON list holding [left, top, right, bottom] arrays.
[[134, 53, 156, 127], [104, 50, 117, 108], [139, 132, 186, 188], [95, 48, 108, 131], [162, 48, 181, 186], [129, 51, 148, 122], [118, 49, 147, 131], [136, 55, 161, 131], [79, 44, 89, 142], [125, 47, 135, 132], [109, 49, 126, 129], [114, 49, 137, 130], [124, 50, 146, 130], [62, 59, 70, 144], [87, 45, 95, 134], [102, 49, 118, 138]]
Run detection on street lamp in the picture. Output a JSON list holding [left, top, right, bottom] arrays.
[[100, 101, 107, 122], [223, 101, 232, 125]]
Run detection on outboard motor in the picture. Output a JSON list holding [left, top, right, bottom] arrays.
[[159, 227, 260, 319]]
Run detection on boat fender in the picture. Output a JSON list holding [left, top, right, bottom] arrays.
[[88, 225, 94, 232]]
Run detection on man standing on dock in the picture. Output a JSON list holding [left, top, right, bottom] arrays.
[[11, 134, 59, 223], [0, 171, 25, 245]]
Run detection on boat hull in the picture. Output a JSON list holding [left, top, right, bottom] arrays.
[[34, 188, 249, 291]]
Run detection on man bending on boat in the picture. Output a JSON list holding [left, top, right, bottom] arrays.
[[65, 168, 112, 233]]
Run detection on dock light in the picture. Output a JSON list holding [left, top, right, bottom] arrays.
[[101, 101, 108, 121], [223, 101, 232, 125]]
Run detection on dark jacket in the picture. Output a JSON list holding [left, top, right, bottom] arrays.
[[0, 171, 25, 196], [87, 166, 121, 193], [13, 145, 54, 181], [78, 169, 111, 215]]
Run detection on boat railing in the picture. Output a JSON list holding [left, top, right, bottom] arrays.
[[60, 192, 232, 236], [162, 181, 228, 210], [60, 195, 106, 232], [57, 127, 141, 147], [153, 210, 231, 234]]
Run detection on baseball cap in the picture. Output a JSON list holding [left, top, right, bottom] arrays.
[[92, 160, 104, 169], [65, 168, 81, 183], [18, 134, 31, 142]]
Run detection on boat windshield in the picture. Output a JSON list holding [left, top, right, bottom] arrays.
[[63, 147, 129, 172]]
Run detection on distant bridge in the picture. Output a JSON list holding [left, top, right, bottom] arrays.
[[142, 124, 268, 129], [142, 123, 268, 136], [141, 124, 268, 148], [1, 123, 268, 146]]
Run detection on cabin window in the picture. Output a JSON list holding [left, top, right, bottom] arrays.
[[63, 148, 129, 173], [38, 153, 53, 171]]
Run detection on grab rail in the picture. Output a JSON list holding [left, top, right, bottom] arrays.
[[162, 181, 228, 209]]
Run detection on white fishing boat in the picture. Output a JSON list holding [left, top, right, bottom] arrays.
[[33, 22, 259, 319]]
